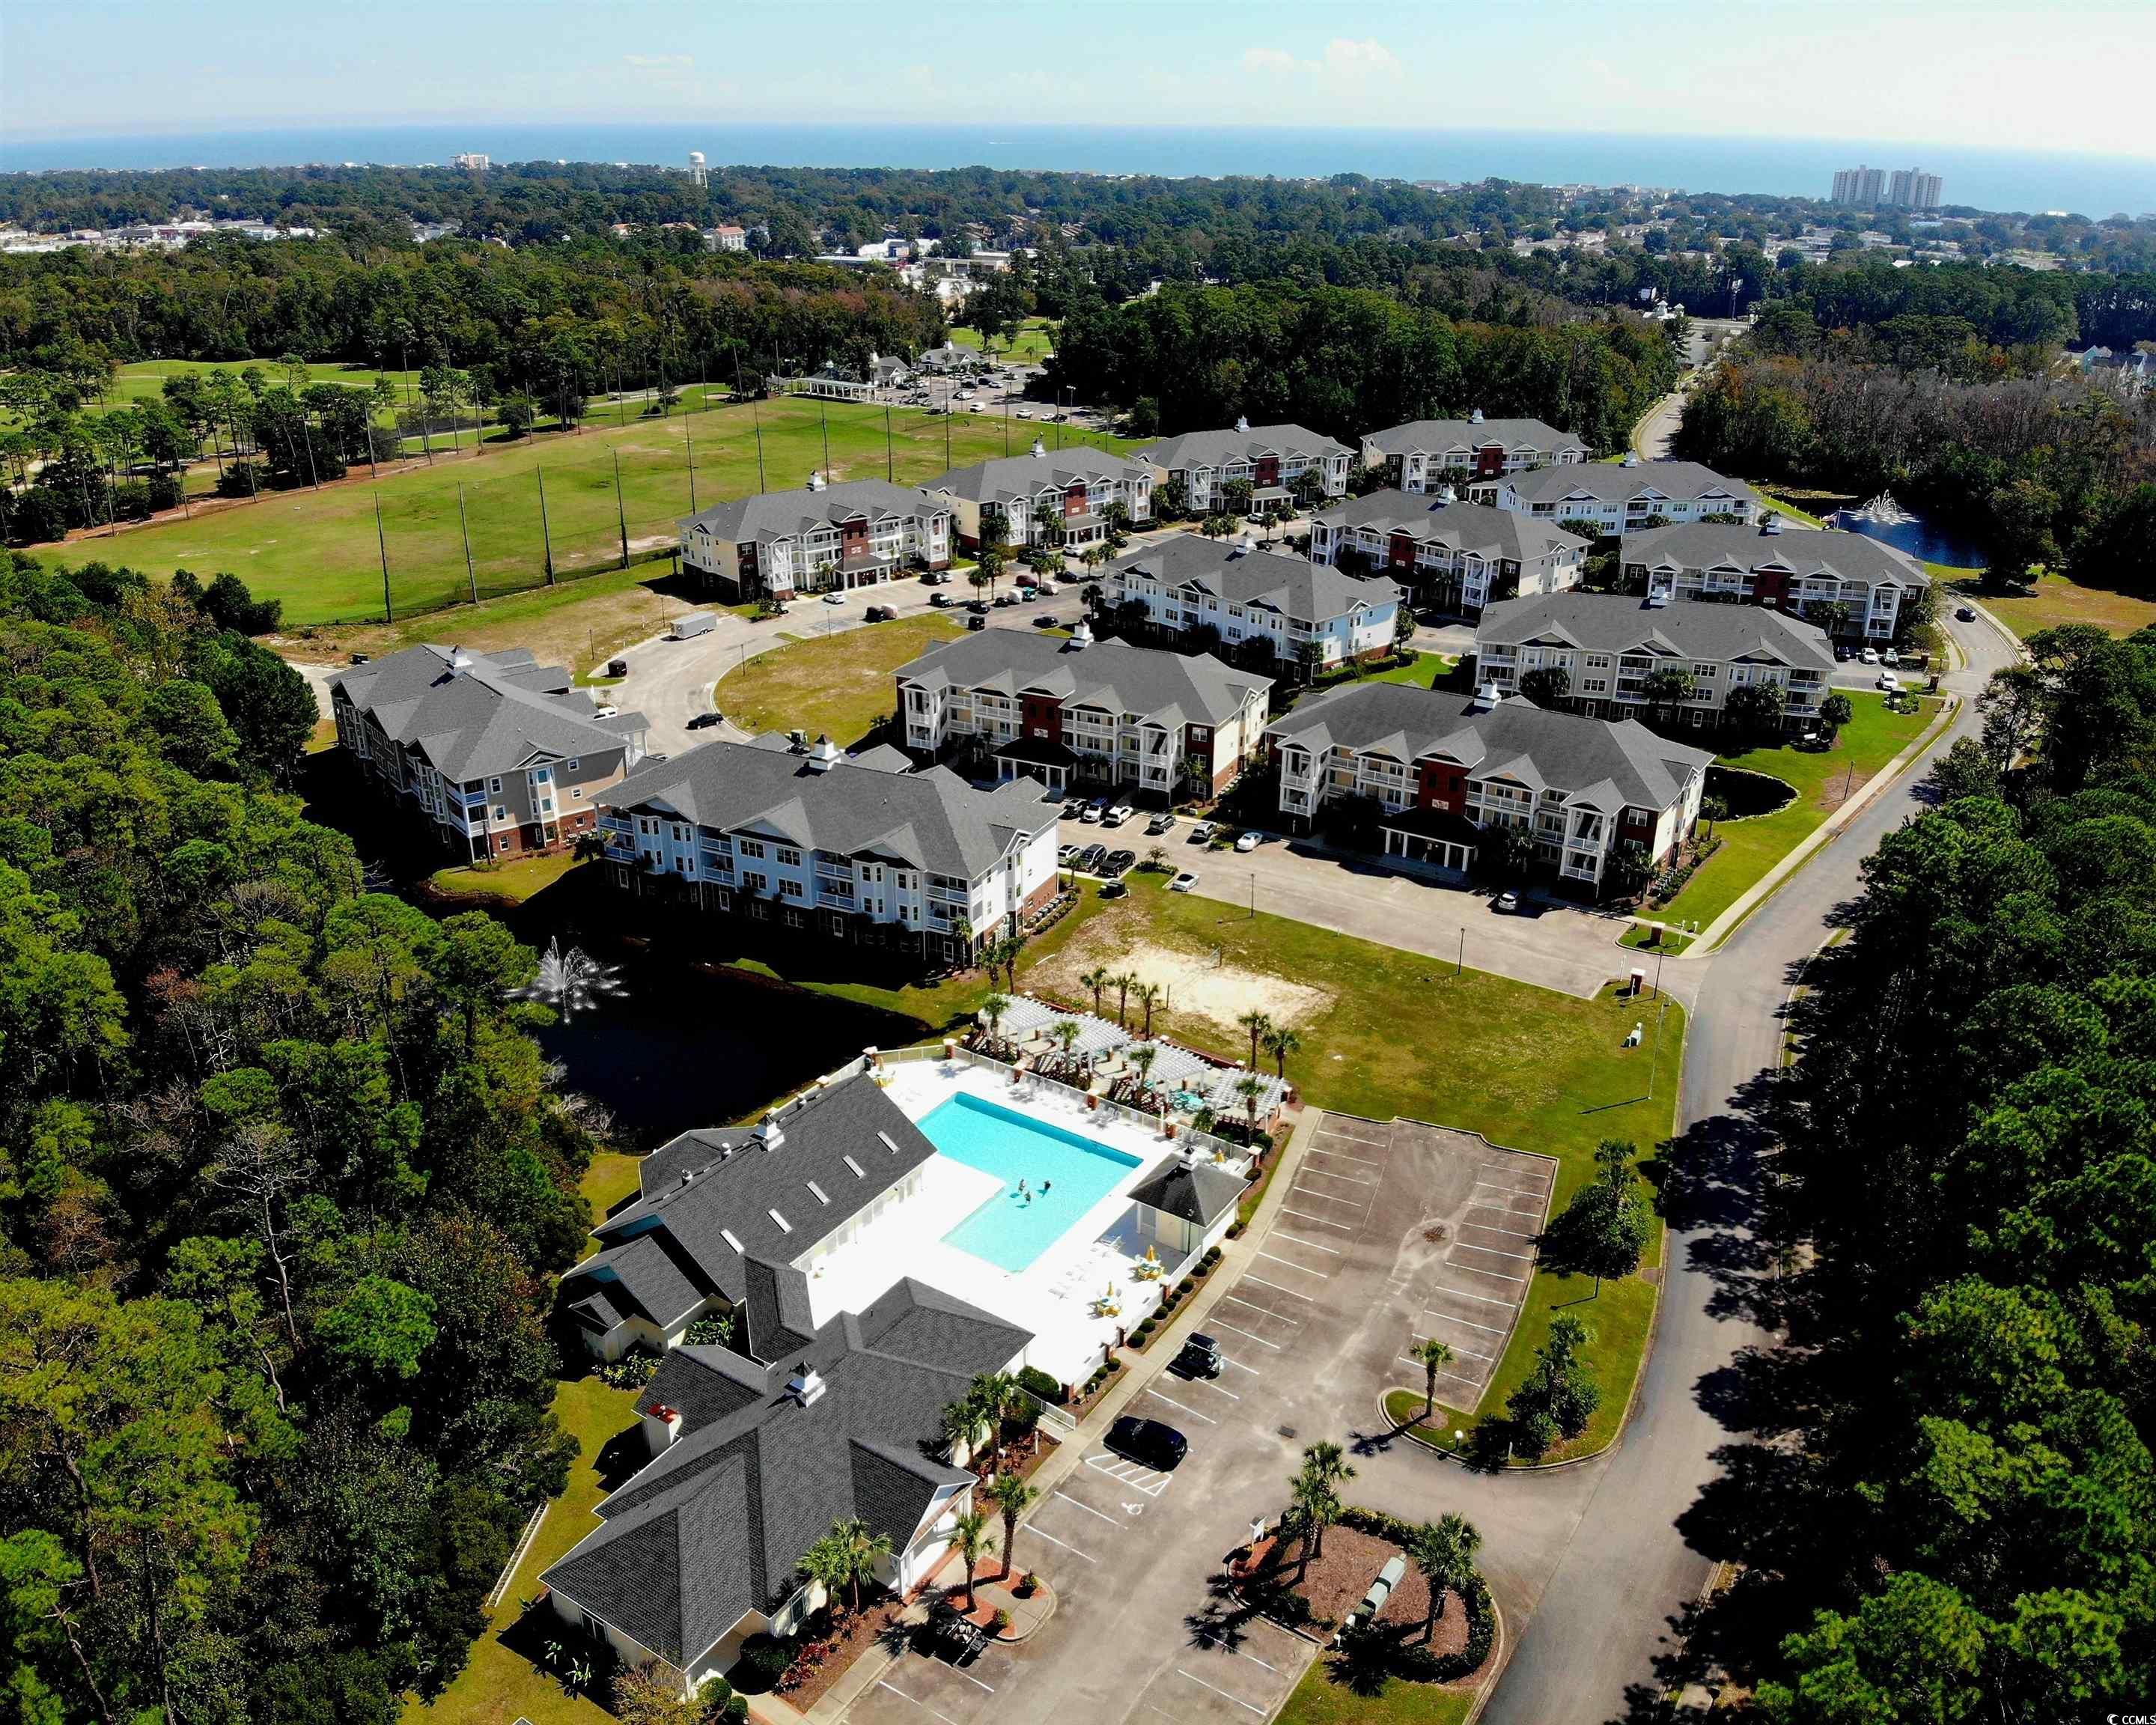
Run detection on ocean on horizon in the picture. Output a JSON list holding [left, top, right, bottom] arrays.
[[4, 121, 2154, 219]]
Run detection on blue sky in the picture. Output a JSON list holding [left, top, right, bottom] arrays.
[[4, 0, 2152, 159]]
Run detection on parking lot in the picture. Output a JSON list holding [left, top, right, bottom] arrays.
[[844, 1110, 1533, 1725]]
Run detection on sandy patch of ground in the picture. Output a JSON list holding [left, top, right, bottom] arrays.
[[1036, 926, 1331, 1045]]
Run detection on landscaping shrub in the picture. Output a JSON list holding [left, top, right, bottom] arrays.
[[1017, 1364, 1063, 1404], [1175, 1276, 1194, 1295], [731, 1634, 792, 1694], [1132, 1318, 1154, 1339], [597, 1350, 660, 1389]]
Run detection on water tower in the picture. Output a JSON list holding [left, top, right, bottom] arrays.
[[687, 150, 707, 187]]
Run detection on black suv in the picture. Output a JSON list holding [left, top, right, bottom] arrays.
[[1172, 1333, 1224, 1379], [1106, 1415, 1187, 1472]]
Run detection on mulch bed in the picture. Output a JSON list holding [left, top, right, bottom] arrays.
[[773, 1593, 908, 1711], [1241, 1524, 1467, 1657]]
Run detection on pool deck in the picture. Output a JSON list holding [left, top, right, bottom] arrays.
[[804, 1060, 1199, 1387]]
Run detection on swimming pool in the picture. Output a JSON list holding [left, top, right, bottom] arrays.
[[921, 1093, 1145, 1274]]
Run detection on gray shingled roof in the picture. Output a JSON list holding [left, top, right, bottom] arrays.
[[329, 643, 645, 781], [1266, 684, 1712, 814], [1619, 523, 1932, 588], [561, 1235, 710, 1334], [897, 631, 1269, 729], [588, 1074, 940, 1310], [1110, 532, 1398, 625], [1312, 492, 1583, 564], [603, 734, 1060, 880], [681, 479, 949, 544], [1361, 417, 1583, 457], [921, 446, 1151, 506], [542, 1280, 1029, 1666], [1133, 422, 1350, 471], [1127, 1155, 1247, 1228], [1476, 591, 1836, 669], [1501, 461, 1759, 508]]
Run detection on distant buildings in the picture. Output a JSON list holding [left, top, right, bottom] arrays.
[[452, 152, 490, 171], [679, 479, 954, 603], [1308, 492, 1586, 618], [1130, 419, 1352, 514], [1482, 458, 1760, 534], [702, 222, 747, 252], [1618, 521, 1933, 642], [1831, 165, 1943, 210], [1357, 414, 1587, 490], [1106, 532, 1402, 671], [919, 445, 1154, 554], [687, 150, 707, 187]]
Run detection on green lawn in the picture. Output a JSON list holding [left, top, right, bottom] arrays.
[[948, 316, 1058, 365], [719, 612, 965, 746], [1756, 491, 1834, 528], [1619, 920, 1692, 957], [1278, 1660, 1477, 1725], [35, 395, 1133, 627], [427, 851, 582, 904], [1958, 571, 2156, 641], [1654, 693, 1938, 934]]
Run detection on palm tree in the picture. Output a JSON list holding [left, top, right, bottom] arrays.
[[800, 1533, 853, 1617], [1114, 970, 1136, 1027], [827, 1515, 891, 1616], [1261, 1024, 1302, 1082], [984, 1471, 1038, 1578], [1133, 981, 1161, 1038], [1128, 1043, 1160, 1104], [970, 1372, 1021, 1467], [1237, 1009, 1275, 1071], [951, 1507, 991, 1612], [1286, 1465, 1338, 1579], [941, 1395, 981, 1467], [1080, 965, 1112, 1015], [981, 991, 1011, 1049], [1299, 1440, 1356, 1557], [1408, 1337, 1456, 1422], [1235, 1074, 1264, 1146], [1410, 1513, 1482, 1640], [1051, 1019, 1082, 1074]]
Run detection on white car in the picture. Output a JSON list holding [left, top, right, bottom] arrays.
[[821, 591, 846, 606], [1189, 821, 1216, 845], [1234, 830, 1261, 854], [1103, 804, 1136, 827], [1015, 408, 1033, 419], [1860, 647, 1880, 664], [1877, 671, 1900, 693], [969, 403, 984, 413], [1169, 871, 1199, 893], [1882, 648, 1900, 666]]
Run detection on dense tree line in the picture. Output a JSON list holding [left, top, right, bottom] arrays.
[[1675, 350, 2156, 588], [1718, 624, 2156, 1719], [1044, 282, 1679, 448], [0, 550, 599, 1721]]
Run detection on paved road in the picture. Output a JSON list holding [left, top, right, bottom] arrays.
[[1478, 607, 2015, 1723]]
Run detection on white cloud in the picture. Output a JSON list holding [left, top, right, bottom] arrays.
[[1241, 37, 1401, 91], [1241, 46, 1297, 75], [624, 53, 693, 70], [1321, 37, 1401, 79]]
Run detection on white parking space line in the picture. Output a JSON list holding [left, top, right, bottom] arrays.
[[1273, 1230, 1343, 1254], [1476, 1179, 1546, 1199], [1279, 1205, 1355, 1230], [1320, 1125, 1389, 1147], [1425, 1311, 1511, 1333], [1208, 1318, 1282, 1351], [1256, 1250, 1330, 1277], [1482, 1161, 1550, 1179], [1307, 1146, 1382, 1169], [1196, 1631, 1279, 1670], [1085, 1454, 1172, 1496], [1220, 1292, 1301, 1324], [1413, 1333, 1494, 1360], [1463, 1214, 1540, 1239], [1144, 1387, 1218, 1425], [953, 1668, 995, 1694], [1052, 1489, 1121, 1526], [1401, 1358, 1487, 1389], [1178, 1669, 1266, 1715], [1300, 1166, 1375, 1187], [1243, 1274, 1317, 1301], [1193, 1376, 1241, 1399], [1027, 1525, 1096, 1563], [1221, 1354, 1262, 1375], [1290, 1184, 1364, 1207], [1446, 1261, 1528, 1283], [1430, 1286, 1518, 1308], [879, 1679, 965, 1724], [1452, 1241, 1535, 1261]]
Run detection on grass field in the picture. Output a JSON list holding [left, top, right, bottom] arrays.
[[1656, 692, 1937, 933], [427, 851, 582, 903], [719, 612, 964, 745], [948, 315, 1058, 365], [35, 395, 1134, 627], [1959, 570, 2156, 640], [1278, 1661, 1476, 1725]]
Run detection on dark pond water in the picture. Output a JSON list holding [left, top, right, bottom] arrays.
[[1828, 509, 1990, 572], [1705, 764, 1799, 818]]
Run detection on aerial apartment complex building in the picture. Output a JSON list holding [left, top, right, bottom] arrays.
[[1106, 532, 1403, 669], [919, 445, 1154, 553], [1357, 413, 1588, 491], [329, 644, 648, 861], [1482, 457, 1761, 532], [1132, 419, 1353, 514], [679, 479, 954, 603], [1618, 521, 1933, 642], [1307, 491, 1586, 617]]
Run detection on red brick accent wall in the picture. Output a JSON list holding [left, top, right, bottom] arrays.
[[1387, 532, 1417, 571], [1418, 760, 1467, 814], [1023, 874, 1059, 917], [1020, 694, 1065, 742], [1750, 568, 1791, 606]]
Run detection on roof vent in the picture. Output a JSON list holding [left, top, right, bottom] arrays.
[[788, 728, 808, 754], [1068, 618, 1094, 648], [1645, 591, 1671, 608], [788, 1363, 826, 1408], [1761, 511, 1782, 535], [1029, 437, 1047, 459], [757, 1110, 785, 1151], [1470, 407, 1484, 425], [1234, 414, 1249, 433], [1436, 484, 1457, 506], [806, 734, 841, 772], [1621, 451, 1642, 468], [448, 646, 475, 673], [1470, 681, 1503, 711], [807, 471, 826, 492]]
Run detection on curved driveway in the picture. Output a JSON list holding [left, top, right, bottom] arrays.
[[1466, 609, 2017, 1723]]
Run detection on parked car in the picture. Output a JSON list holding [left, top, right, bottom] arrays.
[[1495, 889, 1521, 913], [929, 591, 954, 609], [1102, 848, 1136, 877], [821, 591, 846, 606], [1234, 830, 1261, 854], [864, 604, 895, 622], [1834, 643, 1853, 662], [1860, 646, 1880, 664], [966, 599, 990, 615], [1881, 647, 1900, 666], [1169, 871, 1199, 893], [1058, 844, 1081, 866], [1172, 1333, 1223, 1379], [919, 1614, 987, 1667], [1103, 804, 1136, 827], [1104, 1415, 1187, 1472], [606, 657, 628, 678], [1015, 408, 1033, 419], [1876, 671, 1900, 692], [1032, 613, 1062, 629], [1955, 605, 1977, 622], [966, 613, 987, 632], [1081, 799, 1108, 824], [1147, 811, 1176, 835], [1190, 821, 1216, 845], [686, 711, 725, 731], [1062, 796, 1087, 819], [1015, 585, 1038, 603], [1077, 844, 1108, 873]]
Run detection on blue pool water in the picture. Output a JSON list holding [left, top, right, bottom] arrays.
[[921, 1093, 1145, 1274]]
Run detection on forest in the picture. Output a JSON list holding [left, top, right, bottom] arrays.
[[0, 550, 597, 1722], [1042, 282, 1681, 448], [1720, 622, 2156, 1719]]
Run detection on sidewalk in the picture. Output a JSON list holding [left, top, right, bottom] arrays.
[[800, 1106, 1326, 1724]]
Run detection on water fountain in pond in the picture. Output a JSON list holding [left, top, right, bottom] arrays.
[[1849, 491, 1913, 526], [515, 937, 626, 1016]]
